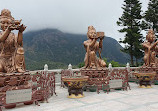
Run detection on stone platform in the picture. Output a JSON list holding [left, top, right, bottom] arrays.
[[2, 82, 158, 111]]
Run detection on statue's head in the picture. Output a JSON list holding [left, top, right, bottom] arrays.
[[146, 29, 155, 43], [0, 9, 14, 31], [87, 26, 97, 39]]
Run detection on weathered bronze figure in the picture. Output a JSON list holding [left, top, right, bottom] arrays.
[[134, 29, 158, 88], [83, 26, 106, 69], [0, 9, 26, 73], [142, 29, 158, 67]]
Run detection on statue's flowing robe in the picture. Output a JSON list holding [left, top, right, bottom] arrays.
[[0, 32, 25, 73]]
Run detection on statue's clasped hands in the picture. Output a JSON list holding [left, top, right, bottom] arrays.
[[8, 19, 26, 32]]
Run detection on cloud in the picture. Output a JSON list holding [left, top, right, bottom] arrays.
[[0, 0, 148, 41]]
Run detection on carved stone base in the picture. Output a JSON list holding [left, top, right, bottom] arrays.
[[0, 72, 31, 88], [0, 72, 31, 108], [139, 85, 152, 88], [139, 80, 152, 88], [134, 70, 156, 88], [24, 100, 33, 105], [68, 87, 83, 97], [5, 104, 16, 109], [81, 68, 109, 90], [68, 94, 84, 98]]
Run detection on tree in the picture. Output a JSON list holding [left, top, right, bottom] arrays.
[[103, 57, 125, 67], [111, 60, 120, 67], [78, 62, 85, 68], [144, 0, 158, 36], [134, 40, 144, 66], [117, 0, 143, 66]]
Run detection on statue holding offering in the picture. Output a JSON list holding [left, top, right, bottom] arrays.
[[142, 29, 158, 67], [0, 9, 26, 73], [83, 26, 106, 69]]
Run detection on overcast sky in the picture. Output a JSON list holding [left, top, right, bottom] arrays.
[[0, 0, 148, 41]]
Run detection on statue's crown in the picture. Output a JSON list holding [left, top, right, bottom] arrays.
[[0, 9, 14, 20], [88, 26, 95, 31], [146, 29, 155, 41]]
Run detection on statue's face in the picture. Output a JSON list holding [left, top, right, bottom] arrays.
[[0, 18, 11, 31], [88, 29, 96, 39], [147, 31, 155, 43]]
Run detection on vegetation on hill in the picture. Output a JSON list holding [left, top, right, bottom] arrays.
[[23, 29, 129, 70]]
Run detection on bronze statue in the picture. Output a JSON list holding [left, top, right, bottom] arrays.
[[0, 9, 26, 73], [83, 26, 106, 69], [142, 29, 158, 67]]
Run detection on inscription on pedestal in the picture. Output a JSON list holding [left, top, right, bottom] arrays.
[[109, 79, 122, 88], [6, 89, 32, 104]]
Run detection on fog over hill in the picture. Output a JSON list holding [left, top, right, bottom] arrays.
[[23, 29, 129, 70]]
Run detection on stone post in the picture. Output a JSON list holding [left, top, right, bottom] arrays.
[[108, 63, 112, 71], [126, 63, 130, 72], [68, 64, 72, 70], [44, 64, 48, 71]]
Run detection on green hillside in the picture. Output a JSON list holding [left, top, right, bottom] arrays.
[[23, 29, 129, 70]]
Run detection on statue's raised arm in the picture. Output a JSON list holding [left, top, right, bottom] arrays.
[[0, 9, 26, 73], [143, 29, 158, 67], [83, 26, 106, 69]]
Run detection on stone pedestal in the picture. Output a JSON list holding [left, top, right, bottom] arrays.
[[80, 68, 108, 90], [24, 100, 33, 105], [0, 72, 31, 108], [5, 104, 16, 109]]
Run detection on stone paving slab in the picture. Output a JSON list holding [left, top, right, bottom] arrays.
[[2, 83, 158, 111]]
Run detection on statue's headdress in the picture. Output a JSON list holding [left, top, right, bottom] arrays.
[[87, 26, 96, 39], [88, 26, 96, 32], [0, 9, 14, 20], [146, 29, 155, 41]]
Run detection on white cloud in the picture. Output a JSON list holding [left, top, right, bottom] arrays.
[[0, 0, 148, 41]]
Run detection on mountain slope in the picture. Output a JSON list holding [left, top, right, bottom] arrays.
[[23, 29, 129, 70]]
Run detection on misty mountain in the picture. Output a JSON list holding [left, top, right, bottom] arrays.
[[23, 29, 129, 70]]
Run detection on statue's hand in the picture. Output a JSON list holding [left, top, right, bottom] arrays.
[[8, 24, 16, 31], [100, 36, 104, 40], [19, 24, 26, 33]]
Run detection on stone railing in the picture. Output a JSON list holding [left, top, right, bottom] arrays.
[[0, 71, 56, 110], [34, 68, 80, 84]]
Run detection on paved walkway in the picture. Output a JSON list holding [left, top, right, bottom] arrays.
[[3, 83, 158, 111]]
